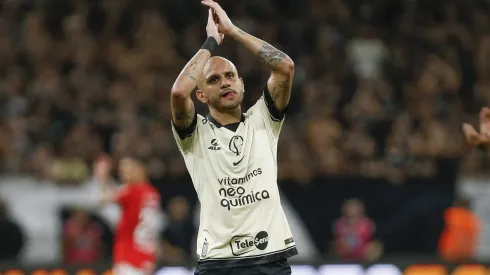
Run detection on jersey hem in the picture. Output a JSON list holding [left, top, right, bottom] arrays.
[[195, 246, 298, 270]]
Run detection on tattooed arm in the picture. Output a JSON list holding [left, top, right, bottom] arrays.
[[171, 8, 223, 130], [170, 50, 210, 129], [231, 28, 294, 112]]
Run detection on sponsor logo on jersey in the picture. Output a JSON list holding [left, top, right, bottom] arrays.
[[217, 168, 269, 210], [230, 231, 269, 256], [219, 186, 270, 211], [284, 237, 295, 245], [233, 156, 245, 166], [218, 168, 262, 185], [208, 139, 221, 150]]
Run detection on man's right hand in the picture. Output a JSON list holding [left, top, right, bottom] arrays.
[[463, 107, 490, 146], [206, 9, 224, 45]]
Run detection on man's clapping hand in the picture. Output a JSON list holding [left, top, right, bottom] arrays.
[[202, 0, 236, 36], [205, 8, 224, 45]]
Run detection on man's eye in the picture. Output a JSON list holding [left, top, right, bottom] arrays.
[[226, 73, 234, 78]]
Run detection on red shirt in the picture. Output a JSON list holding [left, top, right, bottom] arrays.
[[333, 217, 375, 260], [113, 182, 160, 268], [63, 220, 102, 264]]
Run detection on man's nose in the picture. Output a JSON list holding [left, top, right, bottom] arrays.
[[221, 77, 231, 88]]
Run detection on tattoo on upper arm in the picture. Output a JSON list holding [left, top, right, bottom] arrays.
[[278, 79, 290, 90], [257, 43, 287, 66], [270, 79, 291, 100]]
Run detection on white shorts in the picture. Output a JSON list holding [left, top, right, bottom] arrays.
[[114, 263, 151, 275]]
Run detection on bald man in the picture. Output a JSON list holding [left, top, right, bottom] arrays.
[[170, 2, 297, 275]]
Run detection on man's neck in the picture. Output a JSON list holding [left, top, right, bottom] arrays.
[[209, 107, 242, 126]]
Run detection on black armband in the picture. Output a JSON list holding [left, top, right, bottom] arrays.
[[201, 37, 218, 54]]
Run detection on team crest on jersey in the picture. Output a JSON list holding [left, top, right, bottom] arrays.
[[229, 135, 244, 156], [201, 238, 209, 258], [229, 135, 245, 166]]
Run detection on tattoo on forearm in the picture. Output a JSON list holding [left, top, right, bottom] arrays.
[[180, 51, 207, 84], [182, 72, 197, 83], [257, 43, 287, 66], [189, 51, 205, 71], [278, 79, 290, 90]]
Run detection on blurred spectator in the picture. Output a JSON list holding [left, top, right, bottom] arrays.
[[347, 27, 388, 80], [62, 208, 103, 264], [332, 199, 382, 261], [0, 0, 480, 181], [0, 0, 488, 262], [0, 199, 24, 262], [160, 196, 196, 265], [438, 198, 481, 262]]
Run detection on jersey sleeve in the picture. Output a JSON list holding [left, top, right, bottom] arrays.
[[254, 85, 287, 138], [171, 111, 198, 153]]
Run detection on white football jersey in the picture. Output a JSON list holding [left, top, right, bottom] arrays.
[[171, 90, 297, 269]]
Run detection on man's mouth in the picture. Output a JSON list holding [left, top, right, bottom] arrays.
[[221, 89, 237, 98]]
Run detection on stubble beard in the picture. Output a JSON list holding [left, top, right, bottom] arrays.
[[210, 90, 244, 112]]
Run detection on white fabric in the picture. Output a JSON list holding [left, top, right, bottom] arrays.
[[172, 96, 296, 261]]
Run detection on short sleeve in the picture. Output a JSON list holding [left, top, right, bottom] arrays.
[[171, 112, 198, 153], [254, 85, 287, 138]]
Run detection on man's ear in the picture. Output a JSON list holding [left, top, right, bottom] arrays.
[[196, 89, 207, 103]]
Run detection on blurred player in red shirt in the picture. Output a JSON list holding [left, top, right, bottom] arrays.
[[95, 154, 160, 275], [63, 209, 103, 264]]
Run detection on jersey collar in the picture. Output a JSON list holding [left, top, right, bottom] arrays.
[[206, 113, 245, 129]]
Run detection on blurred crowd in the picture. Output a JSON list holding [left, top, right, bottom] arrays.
[[0, 0, 490, 265], [0, 0, 490, 185]]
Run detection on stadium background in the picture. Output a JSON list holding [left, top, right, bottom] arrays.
[[1, 0, 490, 274]]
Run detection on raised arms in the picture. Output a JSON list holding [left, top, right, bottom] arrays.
[[171, 9, 224, 130], [170, 50, 208, 129], [201, 0, 294, 113]]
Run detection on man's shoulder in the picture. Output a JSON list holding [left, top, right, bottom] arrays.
[[196, 113, 209, 126], [245, 96, 266, 117]]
